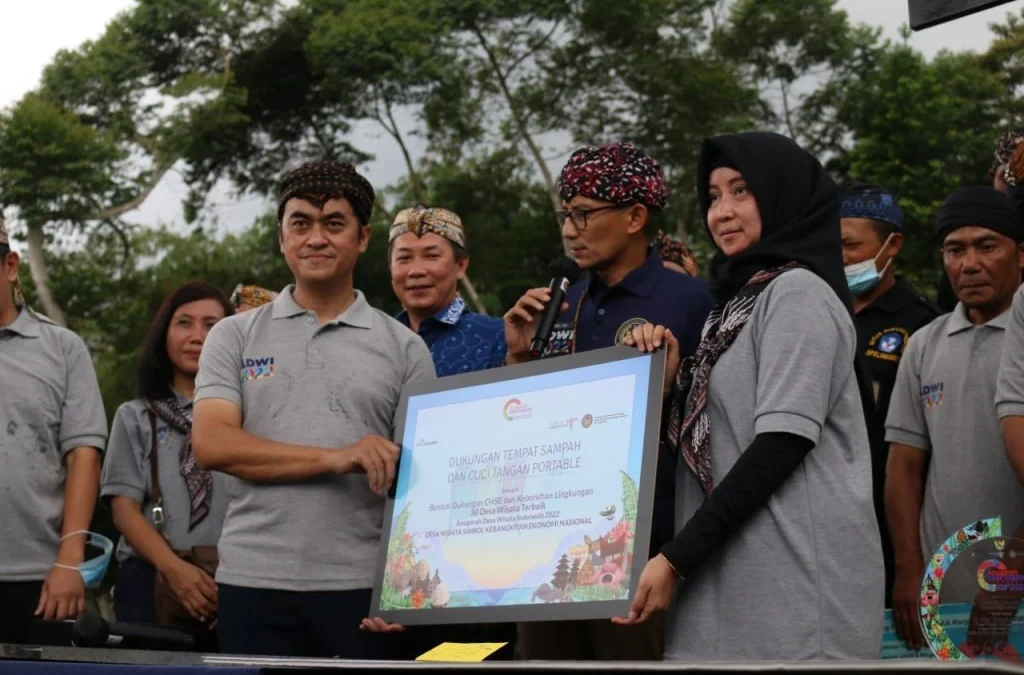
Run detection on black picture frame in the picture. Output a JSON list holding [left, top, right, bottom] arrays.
[[909, 0, 1016, 31], [369, 345, 666, 626]]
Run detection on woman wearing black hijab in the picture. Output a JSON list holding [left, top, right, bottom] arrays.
[[623, 133, 883, 659]]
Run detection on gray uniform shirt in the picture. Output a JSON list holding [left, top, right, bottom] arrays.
[[100, 395, 228, 563], [194, 287, 435, 591], [886, 303, 1024, 596], [997, 285, 1024, 420], [0, 309, 107, 581], [665, 270, 883, 661]]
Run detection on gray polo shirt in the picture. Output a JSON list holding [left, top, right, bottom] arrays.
[[997, 285, 1024, 419], [100, 395, 228, 563], [664, 270, 883, 660], [886, 303, 1024, 593], [0, 308, 107, 581], [194, 287, 435, 591]]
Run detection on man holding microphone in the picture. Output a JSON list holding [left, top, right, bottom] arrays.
[[503, 142, 714, 660]]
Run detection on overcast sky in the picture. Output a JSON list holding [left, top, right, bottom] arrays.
[[1, 0, 1022, 235]]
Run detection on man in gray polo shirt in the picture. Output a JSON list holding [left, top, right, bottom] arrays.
[[998, 284, 1024, 483], [885, 186, 1024, 650], [0, 217, 106, 643], [996, 183, 1024, 484], [193, 161, 435, 658]]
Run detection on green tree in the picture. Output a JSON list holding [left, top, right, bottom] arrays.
[[0, 0, 279, 324], [817, 42, 1010, 295], [980, 8, 1024, 124]]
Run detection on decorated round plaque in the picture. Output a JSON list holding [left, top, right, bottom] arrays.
[[921, 517, 1024, 661]]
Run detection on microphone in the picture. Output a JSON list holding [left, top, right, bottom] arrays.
[[530, 257, 582, 358], [70, 613, 194, 651]]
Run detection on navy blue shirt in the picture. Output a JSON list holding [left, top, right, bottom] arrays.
[[541, 250, 715, 557], [397, 296, 507, 377], [542, 250, 714, 360]]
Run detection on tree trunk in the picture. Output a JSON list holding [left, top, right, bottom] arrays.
[[25, 224, 66, 326], [472, 28, 570, 256]]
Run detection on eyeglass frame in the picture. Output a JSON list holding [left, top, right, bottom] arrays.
[[554, 204, 633, 231]]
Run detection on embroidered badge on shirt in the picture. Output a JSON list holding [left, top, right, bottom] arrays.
[[241, 356, 275, 382], [866, 327, 910, 363], [921, 382, 944, 409], [614, 318, 651, 346]]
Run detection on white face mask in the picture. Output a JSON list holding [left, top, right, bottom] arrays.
[[845, 234, 894, 296]]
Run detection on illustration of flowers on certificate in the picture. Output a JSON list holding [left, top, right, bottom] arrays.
[[378, 361, 651, 612]]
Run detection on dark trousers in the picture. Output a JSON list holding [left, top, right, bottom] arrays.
[[114, 557, 218, 653], [517, 616, 665, 660], [0, 581, 43, 645], [217, 584, 392, 659], [113, 557, 157, 624]]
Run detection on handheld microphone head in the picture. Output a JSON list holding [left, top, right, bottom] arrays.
[[71, 613, 110, 648], [529, 258, 583, 357], [549, 257, 582, 284]]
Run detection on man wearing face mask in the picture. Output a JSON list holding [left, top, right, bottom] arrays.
[[840, 184, 939, 607]]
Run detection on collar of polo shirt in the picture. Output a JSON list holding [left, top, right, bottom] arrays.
[[2, 307, 41, 338], [270, 285, 374, 329], [945, 302, 1011, 336], [588, 248, 662, 297]]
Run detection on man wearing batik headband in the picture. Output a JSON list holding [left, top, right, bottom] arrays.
[[839, 184, 939, 608], [388, 206, 507, 377], [192, 160, 435, 658], [504, 142, 714, 661], [0, 216, 107, 643]]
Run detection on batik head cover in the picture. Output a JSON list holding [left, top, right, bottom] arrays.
[[558, 142, 668, 211], [277, 160, 376, 226], [388, 206, 467, 249]]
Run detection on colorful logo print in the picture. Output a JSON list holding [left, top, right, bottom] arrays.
[[503, 398, 532, 421]]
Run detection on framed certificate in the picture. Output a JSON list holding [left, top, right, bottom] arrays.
[[370, 346, 666, 625]]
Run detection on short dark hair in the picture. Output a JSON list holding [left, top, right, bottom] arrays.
[[0, 243, 9, 257], [137, 281, 234, 401]]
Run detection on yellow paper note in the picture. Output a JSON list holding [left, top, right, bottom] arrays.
[[415, 642, 508, 662]]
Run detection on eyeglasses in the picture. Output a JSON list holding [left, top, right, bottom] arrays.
[[554, 205, 629, 231]]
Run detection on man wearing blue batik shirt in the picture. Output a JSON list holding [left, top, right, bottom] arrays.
[[390, 206, 506, 377]]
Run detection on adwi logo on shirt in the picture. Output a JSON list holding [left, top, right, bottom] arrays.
[[241, 356, 275, 382], [920, 382, 944, 409], [503, 398, 532, 422]]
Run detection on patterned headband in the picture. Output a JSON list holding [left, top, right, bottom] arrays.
[[230, 285, 277, 309], [840, 188, 903, 229], [388, 206, 466, 249], [277, 160, 375, 225], [558, 142, 668, 211], [653, 230, 699, 276], [993, 129, 1024, 187]]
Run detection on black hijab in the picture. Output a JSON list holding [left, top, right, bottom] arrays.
[[697, 132, 852, 312], [694, 132, 882, 472]]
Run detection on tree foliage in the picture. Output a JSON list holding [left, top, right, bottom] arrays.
[[4, 0, 1024, 393]]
